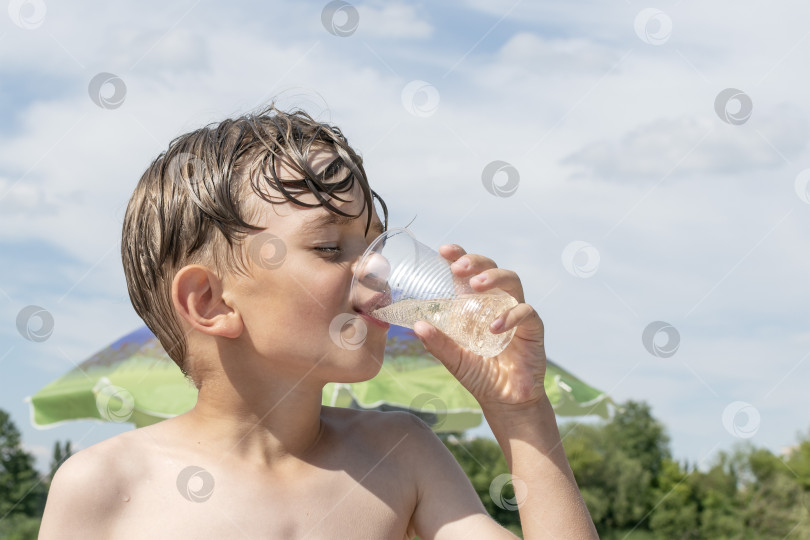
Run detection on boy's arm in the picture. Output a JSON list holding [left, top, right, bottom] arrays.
[[412, 244, 599, 540], [39, 450, 117, 539], [483, 396, 597, 539]]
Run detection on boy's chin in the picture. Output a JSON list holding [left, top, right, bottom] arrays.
[[329, 358, 385, 384]]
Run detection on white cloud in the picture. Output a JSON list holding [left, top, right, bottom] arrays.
[[109, 27, 210, 73], [0, 177, 56, 214], [564, 104, 810, 180], [499, 32, 620, 72], [356, 3, 433, 39]]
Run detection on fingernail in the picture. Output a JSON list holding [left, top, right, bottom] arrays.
[[490, 317, 504, 332], [414, 321, 431, 338], [473, 274, 487, 284], [452, 259, 469, 270]]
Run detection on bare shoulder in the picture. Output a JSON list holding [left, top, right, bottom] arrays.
[[321, 408, 509, 539], [39, 429, 150, 539], [322, 406, 442, 457], [49, 429, 143, 496], [319, 407, 458, 499]]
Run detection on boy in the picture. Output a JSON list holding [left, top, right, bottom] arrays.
[[40, 105, 598, 539]]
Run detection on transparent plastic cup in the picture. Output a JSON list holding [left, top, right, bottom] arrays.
[[351, 227, 518, 358]]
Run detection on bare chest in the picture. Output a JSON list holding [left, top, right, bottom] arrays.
[[110, 461, 414, 539]]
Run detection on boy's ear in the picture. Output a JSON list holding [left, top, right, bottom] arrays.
[[172, 265, 243, 339]]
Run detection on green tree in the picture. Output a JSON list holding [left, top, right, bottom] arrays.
[[648, 459, 700, 539], [560, 422, 654, 532], [49, 440, 73, 482], [738, 446, 810, 539], [785, 432, 810, 491], [0, 409, 47, 539], [605, 401, 671, 482], [693, 451, 743, 539], [561, 401, 669, 535], [0, 513, 42, 540]]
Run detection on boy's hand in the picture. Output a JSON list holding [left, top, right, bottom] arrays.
[[412, 244, 600, 539], [412, 244, 547, 412]]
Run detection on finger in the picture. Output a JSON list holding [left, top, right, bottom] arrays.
[[413, 320, 465, 374], [449, 253, 498, 277], [469, 268, 525, 303], [491, 303, 544, 341], [438, 244, 467, 263]]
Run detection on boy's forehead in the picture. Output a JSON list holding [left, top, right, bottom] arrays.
[[250, 188, 381, 233], [300, 209, 385, 235]]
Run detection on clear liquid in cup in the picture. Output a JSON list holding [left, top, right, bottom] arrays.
[[371, 293, 518, 358]]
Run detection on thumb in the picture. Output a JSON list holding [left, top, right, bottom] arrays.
[[413, 321, 464, 375]]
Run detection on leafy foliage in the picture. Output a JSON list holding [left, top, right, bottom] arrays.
[[0, 409, 47, 539], [49, 440, 72, 482], [444, 401, 810, 539]]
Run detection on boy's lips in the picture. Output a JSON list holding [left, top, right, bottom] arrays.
[[357, 312, 390, 329], [353, 288, 391, 329], [354, 289, 392, 315]]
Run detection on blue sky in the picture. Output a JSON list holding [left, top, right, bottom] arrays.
[[1, 0, 809, 474]]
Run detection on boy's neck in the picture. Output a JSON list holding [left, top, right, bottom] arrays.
[[182, 372, 327, 468]]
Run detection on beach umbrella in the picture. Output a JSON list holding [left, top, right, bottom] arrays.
[[28, 325, 612, 433]]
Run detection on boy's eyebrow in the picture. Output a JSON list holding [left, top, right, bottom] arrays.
[[301, 213, 385, 235]]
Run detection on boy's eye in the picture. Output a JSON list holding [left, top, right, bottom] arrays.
[[314, 246, 342, 256]]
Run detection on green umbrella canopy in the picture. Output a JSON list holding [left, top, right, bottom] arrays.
[[28, 325, 612, 432]]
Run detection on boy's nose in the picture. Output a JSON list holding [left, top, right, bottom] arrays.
[[351, 252, 393, 313], [353, 252, 390, 290]]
